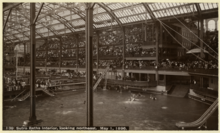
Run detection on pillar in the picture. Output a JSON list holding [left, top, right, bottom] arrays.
[[24, 43, 26, 73], [200, 19, 204, 58], [59, 37, 62, 73], [122, 27, 125, 79], [85, 4, 93, 127], [76, 34, 79, 71], [96, 32, 99, 74], [155, 22, 160, 84], [29, 3, 37, 123]]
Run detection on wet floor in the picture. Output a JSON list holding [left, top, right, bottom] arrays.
[[3, 89, 218, 130]]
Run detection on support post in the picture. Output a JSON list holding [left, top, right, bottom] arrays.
[[122, 27, 125, 79], [200, 19, 204, 58], [59, 37, 62, 73], [155, 22, 160, 84], [24, 43, 26, 73], [76, 34, 79, 71], [96, 32, 99, 74], [85, 4, 93, 127], [28, 3, 37, 125], [45, 39, 48, 72]]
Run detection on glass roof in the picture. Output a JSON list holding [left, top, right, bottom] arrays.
[[3, 2, 218, 43]]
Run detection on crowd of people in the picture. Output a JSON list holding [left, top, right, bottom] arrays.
[[61, 49, 76, 58], [99, 46, 123, 56], [125, 60, 156, 69], [125, 26, 143, 43], [126, 45, 156, 57], [158, 59, 218, 70], [99, 31, 123, 45]]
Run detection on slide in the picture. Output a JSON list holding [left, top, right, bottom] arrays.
[[17, 88, 55, 101], [176, 98, 218, 129], [93, 67, 109, 91], [18, 91, 30, 101], [168, 85, 189, 97], [37, 88, 55, 96]]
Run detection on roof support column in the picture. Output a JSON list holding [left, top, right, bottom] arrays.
[[155, 22, 160, 84], [200, 19, 204, 58], [122, 27, 125, 79], [96, 32, 99, 74], [26, 3, 37, 126], [85, 4, 94, 127]]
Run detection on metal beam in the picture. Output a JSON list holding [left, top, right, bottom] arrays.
[[33, 3, 44, 24], [43, 5, 75, 33], [4, 31, 21, 42], [91, 3, 96, 9], [3, 8, 12, 32], [17, 6, 59, 36], [4, 21, 43, 39], [58, 4, 96, 29], [85, 3, 93, 127], [195, 3, 201, 17], [3, 3, 22, 12], [142, 3, 156, 22], [97, 3, 122, 28]]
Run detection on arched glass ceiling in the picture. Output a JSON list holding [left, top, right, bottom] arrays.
[[3, 2, 218, 44]]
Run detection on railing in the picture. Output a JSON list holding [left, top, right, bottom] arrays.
[[106, 79, 157, 87], [125, 53, 156, 57], [188, 69, 218, 76]]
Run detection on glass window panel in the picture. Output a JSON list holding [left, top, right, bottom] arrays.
[[157, 11, 162, 17], [153, 12, 159, 18], [149, 4, 155, 10], [182, 6, 187, 13], [200, 3, 205, 10], [165, 3, 170, 8], [136, 7, 141, 13], [120, 18, 125, 23], [209, 3, 214, 9], [204, 3, 209, 10], [172, 8, 178, 15], [172, 3, 177, 7], [159, 11, 164, 17], [213, 3, 217, 8], [155, 4, 160, 10], [131, 16, 136, 21], [158, 3, 163, 9], [206, 3, 211, 9]]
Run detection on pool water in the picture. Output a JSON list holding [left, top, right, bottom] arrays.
[[3, 89, 218, 130]]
